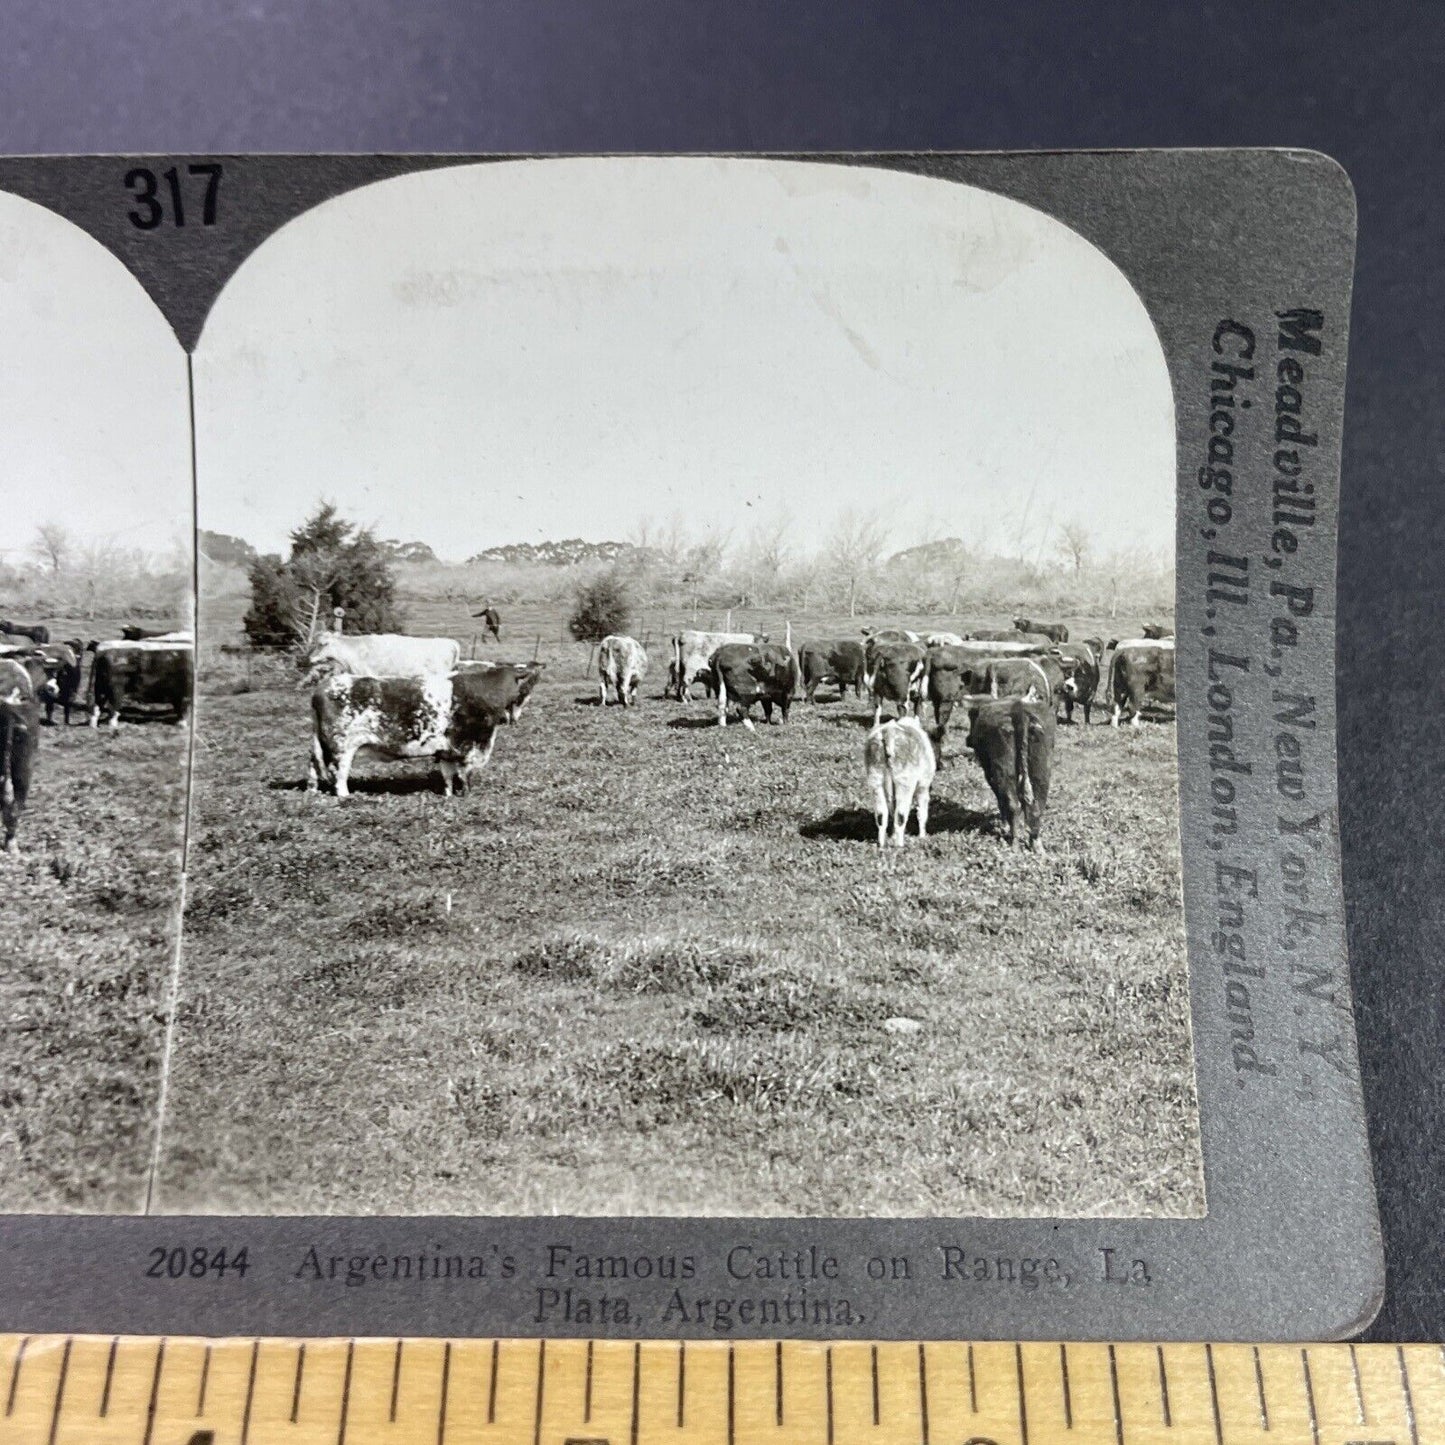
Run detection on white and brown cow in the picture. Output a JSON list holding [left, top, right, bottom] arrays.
[[1109, 639, 1177, 726], [308, 663, 543, 799], [301, 631, 461, 683], [88, 639, 193, 729], [864, 715, 940, 849], [668, 629, 759, 701], [598, 634, 648, 707]]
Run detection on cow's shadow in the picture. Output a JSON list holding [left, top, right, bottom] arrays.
[[268, 774, 443, 797], [801, 797, 998, 843], [666, 715, 724, 730]]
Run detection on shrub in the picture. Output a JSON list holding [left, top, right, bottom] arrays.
[[567, 570, 632, 643]]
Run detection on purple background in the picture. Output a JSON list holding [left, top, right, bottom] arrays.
[[1, 1, 1439, 1340]]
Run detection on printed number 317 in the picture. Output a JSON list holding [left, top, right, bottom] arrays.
[[125, 163, 222, 229]]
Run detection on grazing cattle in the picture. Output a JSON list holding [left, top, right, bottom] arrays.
[[669, 630, 759, 701], [864, 715, 940, 849], [1141, 623, 1175, 640], [966, 695, 1055, 849], [922, 644, 993, 733], [0, 619, 50, 645], [308, 663, 543, 799], [0, 659, 40, 855], [89, 640, 193, 729], [985, 654, 1066, 706], [798, 639, 866, 702], [862, 627, 920, 645], [1051, 642, 1101, 725], [121, 625, 177, 642], [967, 628, 1053, 646], [301, 632, 461, 682], [1110, 640, 1177, 726], [711, 643, 799, 729], [865, 640, 927, 725], [471, 605, 502, 642], [1014, 617, 1069, 644], [598, 634, 648, 706]]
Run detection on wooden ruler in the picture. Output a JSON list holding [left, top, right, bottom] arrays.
[[2, 1337, 1440, 1445]]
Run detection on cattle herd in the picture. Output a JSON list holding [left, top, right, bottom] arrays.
[[0, 619, 193, 853], [288, 612, 1177, 857]]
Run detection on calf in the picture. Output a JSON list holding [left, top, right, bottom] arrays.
[[1014, 616, 1069, 643], [1110, 640, 1176, 726], [799, 639, 866, 702], [865, 640, 927, 726], [598, 634, 648, 706], [966, 695, 1055, 848], [0, 659, 40, 855], [864, 715, 939, 849], [89, 640, 193, 728], [711, 642, 799, 729], [309, 663, 542, 798], [1051, 641, 1100, 725]]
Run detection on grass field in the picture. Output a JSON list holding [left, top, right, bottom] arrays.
[[152, 589, 1203, 1218], [0, 612, 189, 1212]]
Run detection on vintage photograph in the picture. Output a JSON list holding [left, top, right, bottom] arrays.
[[151, 157, 1200, 1217], [0, 190, 194, 1211]]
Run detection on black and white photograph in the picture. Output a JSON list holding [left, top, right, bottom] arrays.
[[0, 189, 194, 1211], [139, 158, 1201, 1218]]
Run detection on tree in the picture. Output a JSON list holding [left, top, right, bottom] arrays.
[[31, 522, 70, 574], [243, 501, 403, 648], [1056, 520, 1092, 575], [567, 570, 632, 644], [824, 508, 890, 616]]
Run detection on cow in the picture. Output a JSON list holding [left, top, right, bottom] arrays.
[[865, 640, 927, 726], [33, 641, 83, 725], [965, 695, 1055, 849], [985, 654, 1066, 706], [798, 639, 866, 702], [1051, 641, 1101, 725], [308, 663, 542, 799], [922, 644, 993, 735], [471, 604, 502, 642], [0, 619, 50, 645], [1141, 623, 1175, 640], [1014, 617, 1069, 644], [924, 631, 965, 648], [668, 630, 760, 701], [861, 627, 919, 645], [598, 634, 647, 706], [0, 659, 40, 855], [864, 715, 940, 849], [120, 625, 177, 642], [301, 632, 461, 683], [711, 642, 800, 730], [88, 640, 193, 729], [966, 628, 1053, 646], [1110, 639, 1177, 726]]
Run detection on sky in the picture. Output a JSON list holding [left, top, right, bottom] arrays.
[[194, 157, 1175, 563], [0, 191, 192, 567]]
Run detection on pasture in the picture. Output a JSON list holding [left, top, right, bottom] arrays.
[[153, 590, 1202, 1218], [0, 613, 189, 1212]]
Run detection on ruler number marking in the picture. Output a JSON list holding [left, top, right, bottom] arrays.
[[125, 164, 223, 230]]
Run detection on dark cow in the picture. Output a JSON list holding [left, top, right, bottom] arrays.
[[0, 619, 50, 645], [1141, 623, 1175, 640], [89, 641, 193, 729], [965, 695, 1056, 849], [711, 643, 800, 729], [1013, 617, 1069, 644], [865, 640, 927, 725], [967, 628, 1053, 646], [471, 604, 502, 642], [799, 639, 866, 702], [0, 658, 40, 855], [1051, 642, 1101, 725], [922, 644, 992, 735], [309, 663, 543, 798], [120, 625, 174, 642], [30, 642, 83, 725], [986, 654, 1066, 706], [1111, 640, 1176, 726]]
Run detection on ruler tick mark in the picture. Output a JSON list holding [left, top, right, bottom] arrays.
[[1016, 1342, 1030, 1445], [775, 1341, 783, 1428], [1060, 1344, 1073, 1430], [240, 1339, 259, 1445], [728, 1346, 736, 1445], [143, 1339, 165, 1445], [489, 1340, 500, 1425], [197, 1344, 211, 1418], [1156, 1348, 1171, 1428], [584, 1341, 593, 1425], [826, 1348, 835, 1445], [1300, 1349, 1320, 1445], [968, 1344, 977, 1413], [872, 1346, 880, 1427], [292, 1343, 306, 1424], [1349, 1344, 1366, 1424], [6, 1336, 29, 1416], [630, 1343, 641, 1445], [337, 1340, 354, 1445], [46, 1337, 72, 1445], [1108, 1345, 1124, 1445], [679, 1342, 687, 1429], [1252, 1347, 1269, 1430], [919, 1344, 931, 1445], [391, 1340, 404, 1422], [438, 1341, 453, 1445], [1205, 1344, 1224, 1445], [531, 1341, 544, 1445], [1398, 1346, 1420, 1445], [101, 1336, 119, 1418]]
